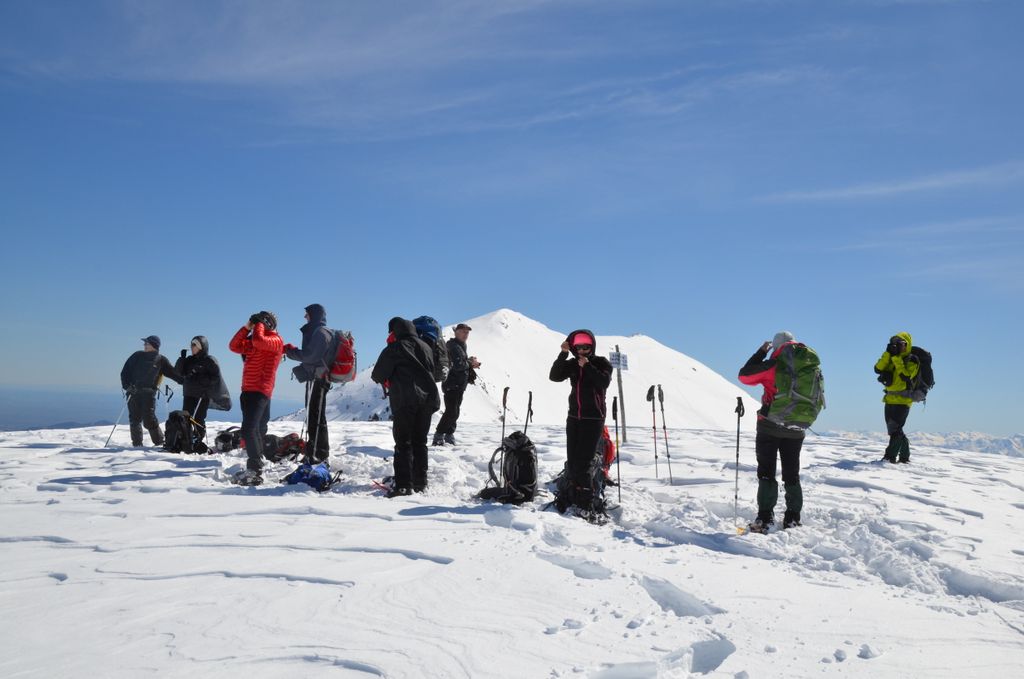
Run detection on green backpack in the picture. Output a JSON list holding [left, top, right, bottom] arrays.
[[766, 343, 825, 430]]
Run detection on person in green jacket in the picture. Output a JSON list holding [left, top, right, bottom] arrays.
[[874, 332, 920, 463]]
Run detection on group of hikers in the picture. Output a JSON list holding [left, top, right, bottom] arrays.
[[119, 310, 931, 529]]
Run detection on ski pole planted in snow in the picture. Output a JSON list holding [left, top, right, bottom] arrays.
[[499, 386, 509, 485], [523, 390, 533, 436], [734, 396, 746, 535], [613, 396, 621, 503], [104, 393, 132, 448], [646, 385, 658, 479], [657, 384, 673, 484]]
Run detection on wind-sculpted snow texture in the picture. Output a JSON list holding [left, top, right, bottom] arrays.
[[1, 422, 1022, 678]]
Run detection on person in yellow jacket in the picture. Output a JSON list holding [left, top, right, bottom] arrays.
[[874, 332, 920, 463]]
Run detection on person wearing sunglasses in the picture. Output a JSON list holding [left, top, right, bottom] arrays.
[[175, 335, 228, 429], [549, 329, 613, 515]]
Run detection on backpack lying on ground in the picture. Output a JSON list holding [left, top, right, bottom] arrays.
[[908, 346, 935, 402], [550, 453, 608, 522], [412, 315, 450, 383], [283, 461, 342, 492], [477, 431, 538, 505], [260, 433, 307, 463], [214, 426, 242, 453], [766, 343, 825, 431], [163, 410, 208, 454]]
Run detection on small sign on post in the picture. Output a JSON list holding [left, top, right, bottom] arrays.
[[609, 352, 629, 371]]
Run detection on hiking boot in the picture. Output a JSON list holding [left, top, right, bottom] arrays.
[[747, 517, 774, 534], [386, 486, 412, 498], [882, 455, 897, 463], [431, 434, 445, 446], [412, 483, 426, 493], [783, 512, 801, 529], [443, 434, 456, 445], [897, 457, 910, 464]]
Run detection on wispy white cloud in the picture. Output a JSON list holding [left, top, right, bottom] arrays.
[[761, 161, 1024, 202]]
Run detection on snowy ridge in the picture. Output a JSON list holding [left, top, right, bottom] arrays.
[[2, 422, 1023, 677], [827, 430, 1024, 457], [285, 308, 761, 430]]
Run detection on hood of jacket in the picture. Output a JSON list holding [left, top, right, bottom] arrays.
[[191, 335, 209, 356], [305, 304, 327, 326], [893, 331, 913, 357], [389, 317, 418, 340], [565, 329, 597, 357]]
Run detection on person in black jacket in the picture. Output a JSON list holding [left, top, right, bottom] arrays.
[[120, 335, 183, 447], [284, 303, 334, 464], [371, 317, 440, 497], [174, 335, 230, 429], [432, 323, 481, 446], [549, 329, 613, 511]]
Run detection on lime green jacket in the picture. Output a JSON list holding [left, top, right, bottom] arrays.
[[874, 331, 920, 406]]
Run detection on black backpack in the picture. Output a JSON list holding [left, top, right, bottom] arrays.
[[262, 433, 307, 463], [478, 431, 538, 505], [214, 426, 242, 453], [163, 410, 207, 454], [412, 316, 450, 383], [551, 453, 607, 521], [908, 346, 935, 402]]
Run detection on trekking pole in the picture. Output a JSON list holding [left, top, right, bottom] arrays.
[[613, 396, 621, 504], [104, 393, 132, 447], [523, 390, 533, 436], [646, 385, 658, 478], [499, 386, 509, 485], [734, 396, 746, 535], [657, 384, 673, 484], [300, 381, 311, 441], [310, 381, 328, 462]]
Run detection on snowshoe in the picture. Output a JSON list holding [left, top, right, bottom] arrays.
[[386, 486, 412, 498], [233, 469, 263, 486]]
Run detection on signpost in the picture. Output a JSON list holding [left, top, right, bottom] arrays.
[[609, 345, 628, 442]]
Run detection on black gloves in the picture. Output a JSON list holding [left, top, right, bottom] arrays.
[[181, 349, 188, 359]]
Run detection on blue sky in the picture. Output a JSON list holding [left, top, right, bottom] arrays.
[[1, 0, 1021, 435]]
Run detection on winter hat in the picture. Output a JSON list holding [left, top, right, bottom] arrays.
[[571, 332, 593, 347], [141, 335, 161, 350], [771, 331, 794, 352]]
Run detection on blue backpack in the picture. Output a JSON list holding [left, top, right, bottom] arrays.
[[412, 315, 450, 382], [283, 462, 341, 492]]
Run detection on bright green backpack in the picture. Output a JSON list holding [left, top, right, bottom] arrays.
[[767, 343, 825, 430]]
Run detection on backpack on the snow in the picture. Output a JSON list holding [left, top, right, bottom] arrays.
[[262, 432, 306, 463], [478, 431, 539, 505], [766, 343, 825, 431], [283, 461, 341, 492], [907, 346, 934, 402], [412, 316, 449, 383], [551, 453, 608, 520], [163, 410, 207, 454], [214, 426, 241, 452], [328, 330, 357, 384]]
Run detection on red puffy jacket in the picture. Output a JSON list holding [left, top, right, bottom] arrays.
[[229, 324, 285, 397]]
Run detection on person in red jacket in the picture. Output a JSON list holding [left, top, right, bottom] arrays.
[[228, 311, 285, 485]]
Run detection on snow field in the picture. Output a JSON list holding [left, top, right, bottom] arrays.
[[1, 421, 1022, 678]]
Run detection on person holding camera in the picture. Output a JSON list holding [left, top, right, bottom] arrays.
[[120, 335, 183, 447], [549, 330, 613, 513], [874, 332, 920, 463], [432, 323, 481, 446], [371, 317, 440, 497], [174, 335, 228, 429], [228, 311, 285, 485], [284, 303, 334, 465]]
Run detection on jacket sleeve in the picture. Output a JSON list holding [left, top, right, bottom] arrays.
[[159, 356, 184, 384], [874, 352, 892, 374], [120, 357, 131, 390], [250, 323, 283, 354], [586, 357, 613, 389], [549, 352, 573, 382], [891, 354, 920, 381], [229, 327, 250, 355], [447, 339, 469, 373], [290, 328, 331, 366], [371, 347, 395, 384], [738, 348, 774, 388]]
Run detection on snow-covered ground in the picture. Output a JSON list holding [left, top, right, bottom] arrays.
[[2, 421, 1022, 678]]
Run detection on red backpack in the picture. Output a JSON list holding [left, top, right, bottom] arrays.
[[328, 331, 357, 384]]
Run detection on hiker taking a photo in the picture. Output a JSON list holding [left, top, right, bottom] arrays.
[[874, 332, 922, 464], [120, 335, 183, 448], [738, 331, 825, 533], [175, 335, 230, 429]]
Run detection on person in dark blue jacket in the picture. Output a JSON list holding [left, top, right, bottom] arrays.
[[549, 329, 612, 511], [120, 335, 182, 447], [285, 303, 334, 464]]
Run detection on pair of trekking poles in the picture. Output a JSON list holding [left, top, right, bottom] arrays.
[[104, 384, 177, 448]]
